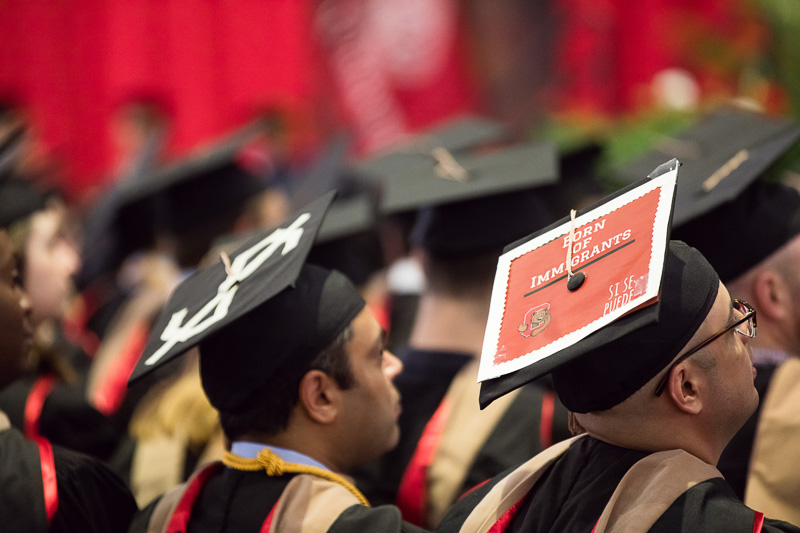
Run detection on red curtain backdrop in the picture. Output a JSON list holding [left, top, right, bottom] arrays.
[[0, 0, 480, 197], [0, 0, 763, 196], [0, 0, 317, 196]]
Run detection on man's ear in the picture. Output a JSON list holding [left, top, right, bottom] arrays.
[[297, 370, 341, 425], [752, 270, 789, 322], [667, 363, 704, 415]]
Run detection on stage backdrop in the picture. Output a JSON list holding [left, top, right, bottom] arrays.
[[0, 1, 317, 196]]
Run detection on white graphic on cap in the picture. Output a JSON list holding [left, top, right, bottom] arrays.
[[144, 212, 311, 366]]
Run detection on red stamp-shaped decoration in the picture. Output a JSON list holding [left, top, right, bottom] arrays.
[[479, 168, 678, 382]]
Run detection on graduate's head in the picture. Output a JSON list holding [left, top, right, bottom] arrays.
[[550, 242, 726, 413], [0, 230, 33, 389], [356, 118, 558, 297], [411, 189, 553, 298], [676, 182, 800, 356], [623, 107, 800, 356], [476, 161, 762, 464], [0, 175, 80, 326], [8, 200, 80, 326], [129, 195, 403, 472], [200, 265, 403, 470], [725, 233, 800, 355], [112, 123, 282, 270], [486, 241, 759, 465], [573, 277, 758, 464]]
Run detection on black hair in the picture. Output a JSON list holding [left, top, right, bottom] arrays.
[[218, 325, 355, 441], [423, 247, 503, 296]]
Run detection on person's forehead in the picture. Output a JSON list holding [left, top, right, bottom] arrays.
[[27, 207, 60, 234], [350, 308, 382, 350]]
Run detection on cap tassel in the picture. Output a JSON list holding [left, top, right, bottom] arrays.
[[702, 149, 749, 192], [431, 147, 468, 182], [219, 252, 234, 277], [565, 209, 586, 291]]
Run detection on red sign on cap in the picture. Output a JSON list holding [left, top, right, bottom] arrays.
[[479, 166, 678, 382]]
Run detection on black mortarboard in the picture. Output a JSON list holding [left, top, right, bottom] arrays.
[[539, 142, 607, 218], [404, 142, 559, 254], [118, 129, 272, 237], [128, 192, 366, 414], [673, 181, 800, 282], [614, 107, 800, 228], [0, 128, 50, 229], [0, 178, 48, 229], [477, 164, 721, 413], [111, 124, 279, 268], [355, 115, 512, 186], [378, 142, 558, 215], [289, 135, 384, 285], [623, 110, 800, 282]]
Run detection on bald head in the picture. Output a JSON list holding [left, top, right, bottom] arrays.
[[575, 282, 758, 465], [726, 234, 800, 356]]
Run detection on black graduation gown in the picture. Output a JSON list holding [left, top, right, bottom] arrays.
[[0, 426, 137, 532], [352, 347, 571, 525], [460, 375, 571, 494], [0, 374, 122, 460], [128, 465, 427, 533], [436, 437, 800, 533]]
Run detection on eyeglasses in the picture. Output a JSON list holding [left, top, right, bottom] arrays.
[[654, 299, 757, 396]]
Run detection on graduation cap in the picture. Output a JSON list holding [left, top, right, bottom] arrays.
[[640, 111, 800, 282], [538, 142, 607, 219], [118, 124, 275, 236], [354, 115, 512, 187], [476, 161, 722, 413], [378, 141, 557, 214], [107, 124, 281, 270], [288, 134, 384, 285], [0, 127, 51, 229], [395, 142, 558, 255], [128, 192, 367, 414], [614, 107, 800, 227]]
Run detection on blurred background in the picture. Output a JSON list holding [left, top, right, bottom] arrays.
[[1, 0, 799, 200], [2, 1, 800, 506]]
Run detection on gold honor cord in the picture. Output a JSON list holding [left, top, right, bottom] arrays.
[[222, 448, 370, 507]]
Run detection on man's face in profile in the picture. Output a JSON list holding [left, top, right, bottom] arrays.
[[336, 308, 403, 469]]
